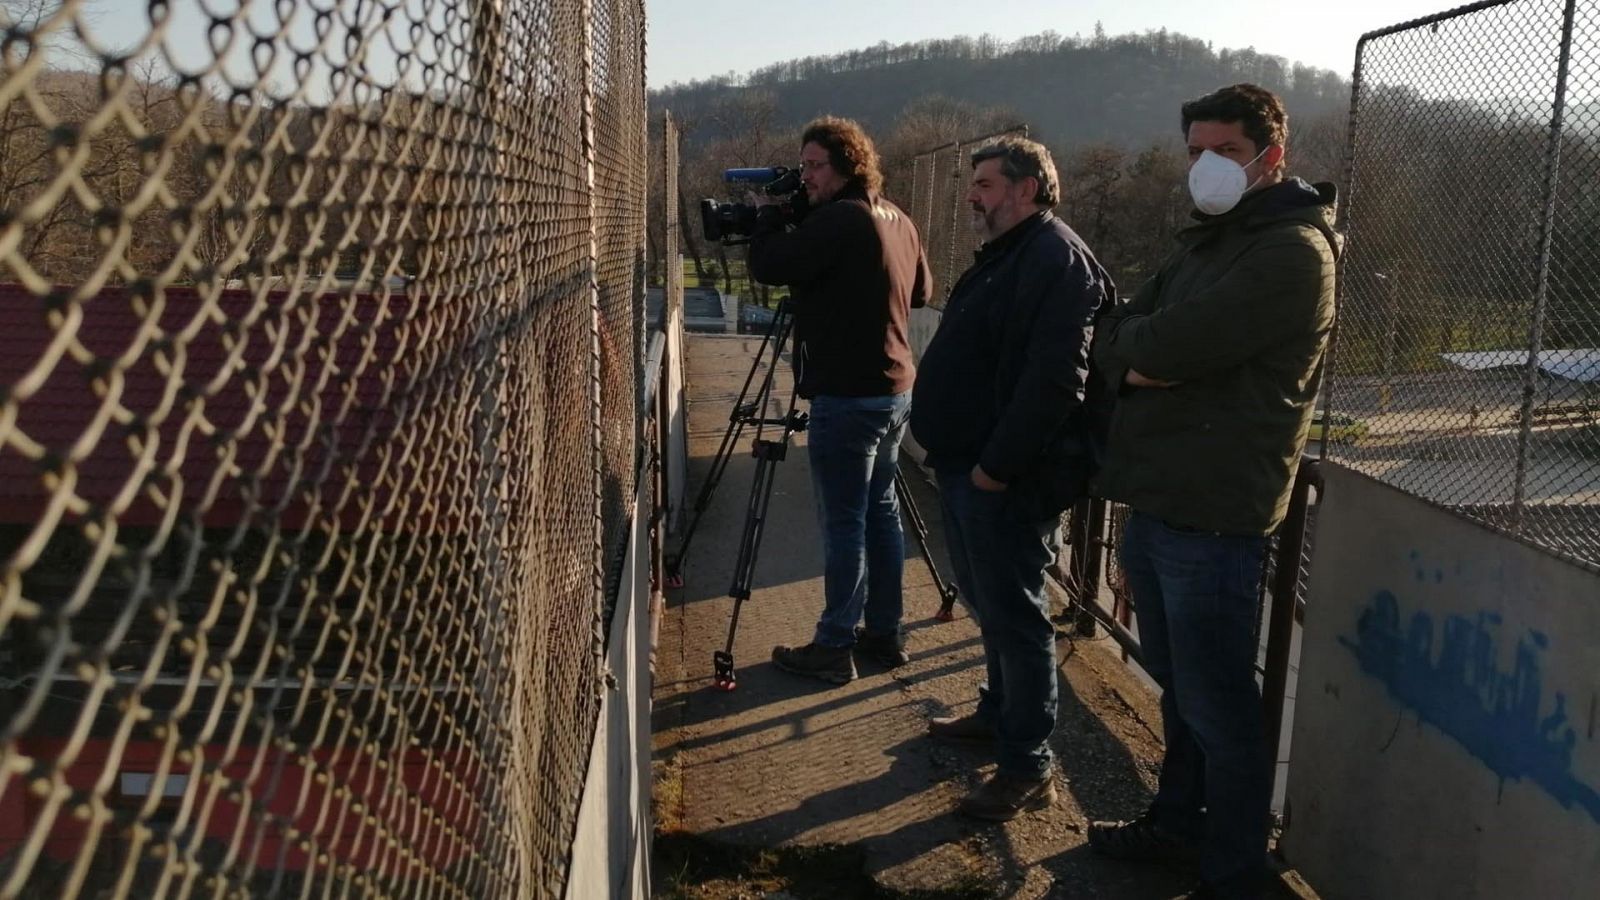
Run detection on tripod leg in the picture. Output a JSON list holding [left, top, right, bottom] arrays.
[[669, 303, 794, 583], [894, 466, 960, 622], [712, 440, 785, 691], [668, 412, 748, 584], [712, 380, 803, 692]]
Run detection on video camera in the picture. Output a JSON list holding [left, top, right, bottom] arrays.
[[699, 166, 809, 243]]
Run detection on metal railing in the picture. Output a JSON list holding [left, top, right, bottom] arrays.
[[0, 1, 649, 896], [1058, 466, 1320, 790]]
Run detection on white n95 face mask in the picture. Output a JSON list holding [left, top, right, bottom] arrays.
[[1188, 147, 1269, 215]]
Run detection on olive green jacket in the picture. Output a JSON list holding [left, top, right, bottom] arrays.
[[1092, 178, 1341, 535]]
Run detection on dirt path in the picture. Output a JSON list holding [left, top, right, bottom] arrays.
[[652, 334, 1298, 900]]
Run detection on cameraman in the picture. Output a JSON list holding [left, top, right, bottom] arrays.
[[749, 116, 932, 686]]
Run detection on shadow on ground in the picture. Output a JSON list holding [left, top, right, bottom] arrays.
[[653, 335, 1302, 900]]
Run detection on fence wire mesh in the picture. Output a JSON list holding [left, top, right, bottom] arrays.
[[1327, 0, 1600, 569], [904, 126, 1028, 308], [591, 0, 648, 607], [0, 0, 648, 896]]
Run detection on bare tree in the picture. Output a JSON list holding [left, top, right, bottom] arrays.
[[704, 90, 784, 166], [1062, 143, 1126, 251], [1291, 108, 1348, 186], [1, 0, 103, 68], [879, 95, 1020, 203]]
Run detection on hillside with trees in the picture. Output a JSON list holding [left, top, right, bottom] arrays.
[[650, 27, 1355, 301], [652, 27, 1352, 151]]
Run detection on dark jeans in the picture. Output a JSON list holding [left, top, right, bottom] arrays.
[[936, 469, 1061, 779], [806, 392, 912, 648], [1120, 511, 1271, 898]]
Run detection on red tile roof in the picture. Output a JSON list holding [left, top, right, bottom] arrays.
[[1, 283, 413, 531]]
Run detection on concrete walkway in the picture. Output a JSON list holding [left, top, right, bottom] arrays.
[[652, 334, 1298, 899]]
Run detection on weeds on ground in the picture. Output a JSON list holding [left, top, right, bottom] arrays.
[[652, 831, 990, 900]]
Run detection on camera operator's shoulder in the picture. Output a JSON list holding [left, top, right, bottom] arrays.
[[799, 198, 851, 226], [866, 197, 914, 225], [810, 198, 878, 235], [831, 196, 876, 220]]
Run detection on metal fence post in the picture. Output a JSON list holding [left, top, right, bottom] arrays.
[[1262, 458, 1321, 766], [946, 142, 964, 303], [581, 0, 608, 653], [1512, 0, 1579, 532], [1376, 272, 1396, 412], [1069, 498, 1107, 637], [1318, 30, 1371, 456]]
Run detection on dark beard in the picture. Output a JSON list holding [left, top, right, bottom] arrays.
[[971, 206, 991, 237]]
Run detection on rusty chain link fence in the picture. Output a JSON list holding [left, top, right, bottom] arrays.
[[904, 125, 1028, 309], [1, 0, 648, 896], [1325, 0, 1600, 570]]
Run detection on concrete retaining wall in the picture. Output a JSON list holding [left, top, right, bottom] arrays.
[[564, 473, 656, 899], [1284, 464, 1600, 899]]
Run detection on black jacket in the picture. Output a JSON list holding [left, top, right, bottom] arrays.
[[749, 186, 931, 398], [911, 211, 1116, 518]]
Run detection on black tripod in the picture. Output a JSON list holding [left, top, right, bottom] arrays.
[[665, 299, 799, 587], [665, 299, 959, 690], [895, 467, 960, 623]]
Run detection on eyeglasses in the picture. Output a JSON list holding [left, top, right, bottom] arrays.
[[799, 158, 831, 173]]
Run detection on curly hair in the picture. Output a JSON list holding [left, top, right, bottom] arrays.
[[800, 116, 884, 194], [1181, 83, 1289, 154]]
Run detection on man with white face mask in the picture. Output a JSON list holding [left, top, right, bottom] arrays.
[[911, 137, 1115, 821], [1088, 84, 1340, 900]]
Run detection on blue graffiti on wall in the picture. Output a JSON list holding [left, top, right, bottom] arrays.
[[1340, 589, 1600, 824]]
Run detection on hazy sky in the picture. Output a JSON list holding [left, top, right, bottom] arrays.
[[646, 0, 1461, 88], [70, 0, 1479, 96]]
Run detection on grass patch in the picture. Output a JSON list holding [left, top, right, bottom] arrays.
[[652, 831, 990, 900], [653, 753, 686, 833]]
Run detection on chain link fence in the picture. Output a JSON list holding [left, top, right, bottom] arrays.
[[904, 125, 1029, 308], [1326, 0, 1600, 570], [592, 0, 649, 606], [1, 0, 648, 896]]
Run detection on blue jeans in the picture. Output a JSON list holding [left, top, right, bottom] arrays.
[[806, 392, 911, 648], [1120, 511, 1270, 897], [936, 470, 1061, 779]]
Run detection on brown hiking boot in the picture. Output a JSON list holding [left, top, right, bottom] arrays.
[[771, 643, 856, 684], [957, 771, 1056, 821], [927, 712, 994, 743]]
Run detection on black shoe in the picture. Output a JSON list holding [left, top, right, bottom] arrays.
[[771, 643, 856, 684], [853, 627, 909, 668], [1087, 813, 1200, 865]]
